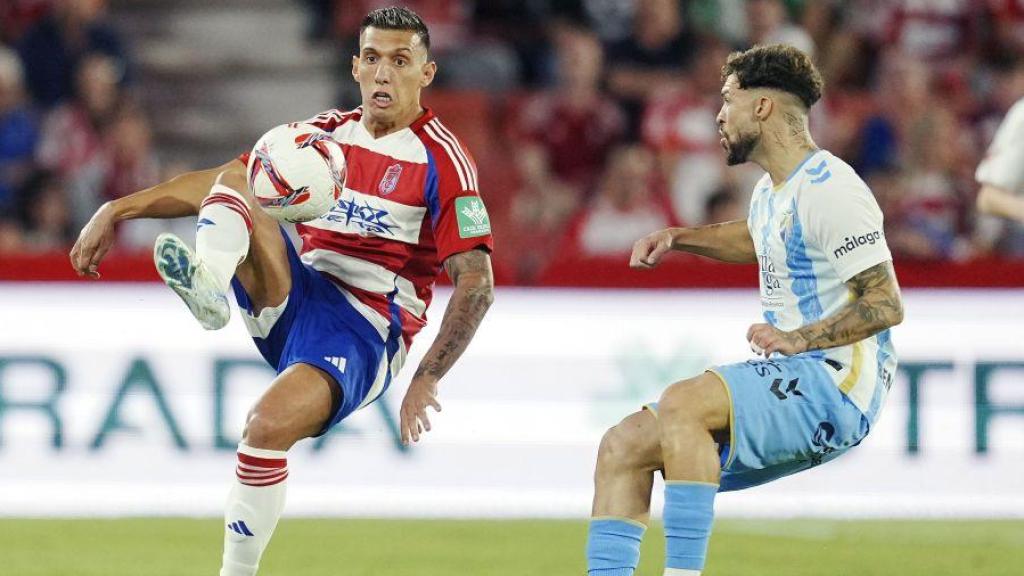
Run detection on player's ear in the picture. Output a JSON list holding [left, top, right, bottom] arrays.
[[420, 60, 437, 88], [351, 55, 360, 82], [754, 95, 773, 121]]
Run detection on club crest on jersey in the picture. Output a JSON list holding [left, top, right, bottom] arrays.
[[779, 210, 794, 244], [378, 164, 403, 196]]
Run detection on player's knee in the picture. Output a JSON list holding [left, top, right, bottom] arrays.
[[658, 378, 709, 429], [597, 414, 660, 470], [241, 412, 296, 451], [215, 168, 248, 196]]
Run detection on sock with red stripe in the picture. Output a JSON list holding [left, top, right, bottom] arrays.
[[220, 443, 288, 576], [197, 183, 253, 293]]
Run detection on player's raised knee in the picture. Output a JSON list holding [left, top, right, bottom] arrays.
[[598, 411, 661, 469], [657, 372, 729, 432], [241, 413, 297, 451]]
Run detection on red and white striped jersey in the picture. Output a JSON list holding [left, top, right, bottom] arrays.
[[239, 107, 493, 351]]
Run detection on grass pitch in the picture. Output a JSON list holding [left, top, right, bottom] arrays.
[[1, 518, 1021, 575]]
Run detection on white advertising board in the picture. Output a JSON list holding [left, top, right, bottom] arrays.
[[0, 284, 1022, 518]]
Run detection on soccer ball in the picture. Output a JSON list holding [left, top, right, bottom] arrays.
[[246, 123, 346, 223]]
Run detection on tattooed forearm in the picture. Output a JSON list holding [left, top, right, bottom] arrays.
[[795, 261, 904, 351], [413, 249, 494, 381]]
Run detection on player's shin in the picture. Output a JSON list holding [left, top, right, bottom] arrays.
[[220, 443, 288, 576], [196, 183, 253, 293], [662, 482, 717, 576]]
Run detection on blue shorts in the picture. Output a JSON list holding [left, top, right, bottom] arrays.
[[230, 230, 400, 433], [647, 355, 870, 492]]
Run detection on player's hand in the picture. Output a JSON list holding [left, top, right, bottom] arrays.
[[70, 202, 118, 279], [747, 323, 807, 358], [630, 229, 676, 269], [400, 376, 442, 445]]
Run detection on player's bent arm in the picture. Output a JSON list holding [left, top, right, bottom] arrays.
[[108, 158, 247, 220], [977, 184, 1024, 224], [795, 261, 904, 351], [414, 249, 495, 382], [70, 159, 246, 278], [631, 220, 756, 268]]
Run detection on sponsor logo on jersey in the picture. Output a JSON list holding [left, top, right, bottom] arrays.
[[455, 197, 490, 238], [323, 198, 397, 235], [833, 231, 883, 260], [378, 164, 403, 196]]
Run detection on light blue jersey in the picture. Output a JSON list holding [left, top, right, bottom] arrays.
[[747, 150, 897, 422]]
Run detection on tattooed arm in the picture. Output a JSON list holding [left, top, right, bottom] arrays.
[[747, 261, 904, 357], [399, 248, 495, 444]]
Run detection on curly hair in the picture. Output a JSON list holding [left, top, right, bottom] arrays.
[[721, 44, 824, 109]]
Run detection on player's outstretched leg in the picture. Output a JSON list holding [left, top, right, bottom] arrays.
[[655, 372, 730, 576], [587, 409, 662, 576], [221, 363, 337, 576], [154, 172, 253, 330]]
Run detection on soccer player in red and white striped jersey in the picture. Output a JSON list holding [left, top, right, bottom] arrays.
[[70, 7, 493, 575]]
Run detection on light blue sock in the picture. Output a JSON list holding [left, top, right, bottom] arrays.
[[663, 482, 718, 572], [586, 517, 646, 576]]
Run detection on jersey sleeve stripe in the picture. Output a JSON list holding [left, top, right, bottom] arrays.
[[429, 119, 478, 190], [422, 122, 469, 190]]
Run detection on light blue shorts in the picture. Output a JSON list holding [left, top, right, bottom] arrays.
[[647, 354, 870, 492]]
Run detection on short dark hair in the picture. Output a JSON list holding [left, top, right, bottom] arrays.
[[721, 44, 823, 109], [360, 6, 430, 53]]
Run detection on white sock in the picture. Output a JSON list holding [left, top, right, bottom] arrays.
[[196, 183, 253, 293], [664, 569, 702, 575], [220, 443, 289, 576]]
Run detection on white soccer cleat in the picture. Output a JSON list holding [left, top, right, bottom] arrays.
[[154, 233, 230, 330]]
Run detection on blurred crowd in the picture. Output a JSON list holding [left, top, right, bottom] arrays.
[[4, 0, 1024, 283]]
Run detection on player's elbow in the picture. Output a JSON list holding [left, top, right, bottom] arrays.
[[457, 272, 495, 309], [890, 297, 905, 328]]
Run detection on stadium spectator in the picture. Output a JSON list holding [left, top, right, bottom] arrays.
[[0, 47, 38, 213], [102, 105, 159, 202], [704, 186, 745, 224], [605, 0, 696, 134], [36, 52, 125, 229], [17, 170, 74, 251], [879, 0, 982, 75], [572, 145, 677, 257], [988, 0, 1024, 64], [504, 146, 580, 283], [744, 0, 815, 56], [1, 0, 52, 45], [886, 108, 973, 260], [511, 23, 626, 197], [855, 52, 931, 176], [16, 0, 128, 109], [0, 217, 24, 253]]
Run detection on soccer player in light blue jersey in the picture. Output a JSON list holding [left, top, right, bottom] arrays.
[[585, 44, 904, 576]]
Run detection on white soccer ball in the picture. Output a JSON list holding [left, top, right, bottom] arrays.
[[246, 123, 346, 223]]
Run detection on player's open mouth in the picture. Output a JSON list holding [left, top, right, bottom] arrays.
[[372, 92, 393, 107]]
